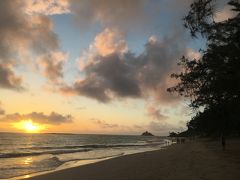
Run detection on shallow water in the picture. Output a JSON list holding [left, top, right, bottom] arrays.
[[0, 133, 170, 179]]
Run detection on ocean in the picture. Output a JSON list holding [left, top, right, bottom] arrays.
[[0, 133, 171, 179]]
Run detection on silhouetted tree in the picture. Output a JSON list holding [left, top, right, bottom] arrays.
[[168, 0, 240, 138], [169, 132, 178, 137]]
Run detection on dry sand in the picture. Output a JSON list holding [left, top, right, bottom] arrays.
[[26, 139, 240, 180]]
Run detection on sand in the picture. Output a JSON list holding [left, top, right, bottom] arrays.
[[26, 139, 240, 180]]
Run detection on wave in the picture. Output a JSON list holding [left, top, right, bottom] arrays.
[[20, 142, 164, 151], [0, 142, 165, 159], [60, 152, 125, 163], [20, 144, 141, 150], [0, 148, 92, 158], [0, 157, 63, 179], [0, 157, 62, 170], [0, 153, 124, 179]]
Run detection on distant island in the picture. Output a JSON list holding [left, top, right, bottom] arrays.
[[141, 131, 154, 136]]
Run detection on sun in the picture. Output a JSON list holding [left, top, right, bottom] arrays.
[[13, 120, 44, 133], [22, 121, 39, 132]]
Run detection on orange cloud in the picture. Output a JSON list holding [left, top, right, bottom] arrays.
[[79, 28, 127, 70], [94, 28, 128, 56], [1, 112, 73, 125], [26, 0, 70, 15]]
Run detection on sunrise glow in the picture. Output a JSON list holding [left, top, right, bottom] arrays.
[[13, 120, 44, 133], [0, 0, 210, 135]]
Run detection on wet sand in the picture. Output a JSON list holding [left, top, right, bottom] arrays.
[[26, 139, 240, 180]]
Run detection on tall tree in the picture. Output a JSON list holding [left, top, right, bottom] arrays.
[[168, 0, 240, 135]]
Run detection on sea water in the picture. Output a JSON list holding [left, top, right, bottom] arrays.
[[0, 133, 171, 179]]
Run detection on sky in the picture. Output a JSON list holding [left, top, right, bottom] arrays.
[[0, 0, 234, 135]]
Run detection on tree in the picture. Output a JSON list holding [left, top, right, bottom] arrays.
[[168, 0, 240, 136], [169, 132, 178, 137]]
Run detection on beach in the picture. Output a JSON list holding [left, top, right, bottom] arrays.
[[0, 133, 171, 179], [26, 139, 240, 180]]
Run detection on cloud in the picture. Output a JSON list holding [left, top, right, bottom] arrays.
[[1, 112, 73, 125], [0, 101, 5, 115], [93, 28, 128, 56], [66, 0, 196, 105], [131, 120, 185, 136], [0, 63, 24, 90], [0, 0, 67, 90], [89, 117, 184, 136], [0, 109, 4, 115], [0, 1, 59, 61], [62, 53, 141, 102], [26, 0, 70, 15], [79, 28, 127, 70], [61, 28, 186, 103], [37, 51, 68, 83], [90, 118, 119, 129], [147, 121, 184, 135], [146, 105, 168, 121], [70, 0, 146, 30]]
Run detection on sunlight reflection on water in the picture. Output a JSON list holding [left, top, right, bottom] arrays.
[[23, 174, 30, 178], [23, 157, 33, 165]]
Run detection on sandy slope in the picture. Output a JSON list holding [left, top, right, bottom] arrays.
[[26, 139, 240, 180]]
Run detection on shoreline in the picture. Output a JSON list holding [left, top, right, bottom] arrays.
[[5, 142, 172, 180], [7, 158, 111, 180], [23, 139, 240, 180]]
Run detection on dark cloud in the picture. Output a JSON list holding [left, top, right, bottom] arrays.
[[1, 112, 73, 125], [0, 64, 23, 90], [0, 102, 5, 115], [76, 54, 141, 102], [37, 52, 68, 83], [61, 31, 186, 103], [0, 109, 4, 115], [70, 0, 146, 30], [61, 54, 141, 102], [0, 0, 59, 59], [69, 75, 111, 102]]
